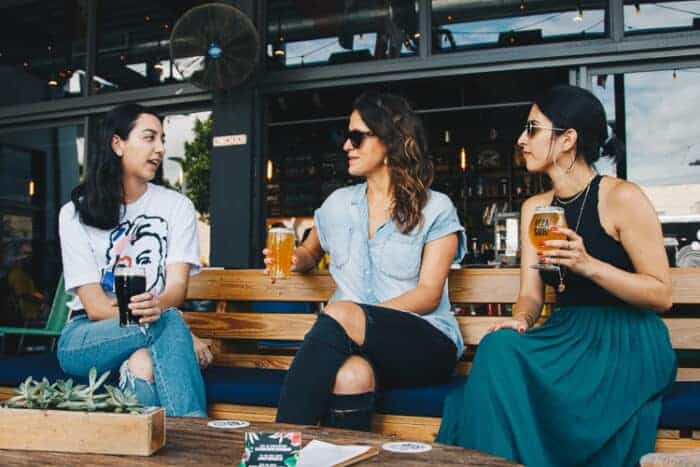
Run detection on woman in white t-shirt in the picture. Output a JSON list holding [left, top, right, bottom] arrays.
[[57, 104, 209, 416]]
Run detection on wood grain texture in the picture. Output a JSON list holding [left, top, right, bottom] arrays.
[[0, 407, 165, 456], [212, 353, 295, 370], [0, 417, 518, 466], [182, 312, 316, 340]]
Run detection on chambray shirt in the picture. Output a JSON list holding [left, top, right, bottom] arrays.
[[314, 182, 466, 359]]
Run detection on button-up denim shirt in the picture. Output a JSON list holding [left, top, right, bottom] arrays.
[[314, 182, 466, 359]]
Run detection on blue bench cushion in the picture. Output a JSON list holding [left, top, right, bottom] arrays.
[[3, 354, 699, 430], [0, 353, 69, 386]]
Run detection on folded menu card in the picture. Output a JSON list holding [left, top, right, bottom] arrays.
[[297, 440, 379, 467]]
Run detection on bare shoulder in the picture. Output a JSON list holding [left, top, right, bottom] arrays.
[[603, 177, 651, 208]]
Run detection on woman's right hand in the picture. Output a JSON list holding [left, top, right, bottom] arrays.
[[488, 318, 529, 334]]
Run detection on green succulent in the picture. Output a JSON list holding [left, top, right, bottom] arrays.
[[3, 367, 146, 414]]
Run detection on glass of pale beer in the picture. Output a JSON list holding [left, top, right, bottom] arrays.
[[529, 206, 568, 271], [266, 227, 295, 279]]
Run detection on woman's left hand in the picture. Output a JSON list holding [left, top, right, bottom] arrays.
[[129, 293, 163, 325], [191, 333, 213, 368], [540, 226, 595, 277]]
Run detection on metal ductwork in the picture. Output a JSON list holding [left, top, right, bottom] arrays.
[[266, 0, 608, 42]]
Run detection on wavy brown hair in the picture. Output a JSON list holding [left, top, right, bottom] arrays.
[[352, 92, 433, 234]]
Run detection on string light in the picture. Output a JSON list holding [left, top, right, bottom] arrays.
[[673, 69, 677, 79], [266, 160, 274, 181], [460, 146, 468, 172], [28, 180, 35, 197], [273, 17, 285, 57], [634, 3, 641, 14], [48, 74, 59, 87], [520, 0, 526, 13], [574, 5, 584, 22]]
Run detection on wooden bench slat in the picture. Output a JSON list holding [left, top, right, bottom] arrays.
[[183, 312, 316, 340], [213, 353, 294, 370]]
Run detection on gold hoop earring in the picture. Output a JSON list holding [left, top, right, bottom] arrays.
[[384, 157, 388, 166]]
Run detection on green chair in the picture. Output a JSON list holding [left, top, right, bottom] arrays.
[[0, 275, 70, 354]]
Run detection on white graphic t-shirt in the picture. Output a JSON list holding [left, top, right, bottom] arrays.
[[59, 183, 201, 311]]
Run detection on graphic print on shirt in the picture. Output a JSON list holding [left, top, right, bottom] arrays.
[[100, 215, 168, 295]]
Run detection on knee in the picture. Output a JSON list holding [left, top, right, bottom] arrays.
[[324, 301, 363, 331], [127, 348, 153, 382], [479, 329, 517, 357], [333, 356, 375, 395]]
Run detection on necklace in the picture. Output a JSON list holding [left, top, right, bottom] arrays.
[[554, 177, 594, 293], [553, 173, 597, 206]]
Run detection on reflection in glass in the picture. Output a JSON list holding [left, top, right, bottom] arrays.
[[94, 1, 203, 94], [162, 111, 212, 266], [0, 124, 83, 333], [431, 0, 606, 53], [593, 68, 700, 216], [266, 0, 418, 68], [0, 1, 87, 107], [624, 1, 700, 35]]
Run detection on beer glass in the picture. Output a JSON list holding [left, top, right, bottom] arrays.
[[267, 227, 295, 279], [115, 267, 147, 327], [529, 206, 567, 271]]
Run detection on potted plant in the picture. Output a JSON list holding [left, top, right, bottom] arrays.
[[0, 368, 165, 456]]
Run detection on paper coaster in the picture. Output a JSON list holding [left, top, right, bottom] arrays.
[[381, 441, 432, 453], [207, 419, 251, 429]]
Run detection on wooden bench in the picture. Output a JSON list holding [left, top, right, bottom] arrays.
[[182, 268, 700, 453]]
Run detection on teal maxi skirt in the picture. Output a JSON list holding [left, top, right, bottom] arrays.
[[436, 306, 677, 467]]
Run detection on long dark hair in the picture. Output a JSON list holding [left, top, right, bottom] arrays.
[[534, 84, 621, 165], [71, 104, 161, 229], [352, 92, 433, 234]]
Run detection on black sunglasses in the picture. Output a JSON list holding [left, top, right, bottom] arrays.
[[524, 120, 566, 137], [345, 129, 375, 149]]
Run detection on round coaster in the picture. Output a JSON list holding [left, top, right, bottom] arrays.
[[381, 441, 432, 453], [207, 419, 251, 429]]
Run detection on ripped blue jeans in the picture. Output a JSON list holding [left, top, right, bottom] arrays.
[[57, 308, 207, 417]]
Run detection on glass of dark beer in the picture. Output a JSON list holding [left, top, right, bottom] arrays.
[[115, 267, 147, 327]]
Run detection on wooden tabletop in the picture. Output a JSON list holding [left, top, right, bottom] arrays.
[[0, 417, 519, 466]]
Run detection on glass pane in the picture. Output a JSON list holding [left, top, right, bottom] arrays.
[[590, 74, 618, 178], [432, 0, 606, 54], [0, 1, 87, 108], [94, 1, 206, 95], [594, 68, 700, 217], [0, 124, 83, 338], [161, 110, 212, 266], [624, 1, 700, 35], [266, 0, 418, 69], [624, 68, 700, 217]]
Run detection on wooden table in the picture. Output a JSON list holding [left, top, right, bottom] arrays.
[[0, 417, 519, 466]]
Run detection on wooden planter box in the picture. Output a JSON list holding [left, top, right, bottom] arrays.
[[0, 407, 165, 456]]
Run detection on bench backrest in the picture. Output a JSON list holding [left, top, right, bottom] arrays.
[[183, 268, 700, 379]]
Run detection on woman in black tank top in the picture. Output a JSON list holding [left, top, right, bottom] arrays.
[[438, 85, 676, 467]]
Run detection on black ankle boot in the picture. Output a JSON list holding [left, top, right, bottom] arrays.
[[320, 392, 375, 432]]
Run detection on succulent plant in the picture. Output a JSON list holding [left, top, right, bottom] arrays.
[[3, 367, 146, 414]]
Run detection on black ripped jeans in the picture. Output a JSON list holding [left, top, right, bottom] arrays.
[[275, 303, 458, 431]]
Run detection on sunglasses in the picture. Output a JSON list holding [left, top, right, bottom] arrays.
[[345, 129, 375, 149], [524, 120, 566, 137]]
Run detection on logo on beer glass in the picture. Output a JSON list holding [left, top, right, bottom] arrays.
[[529, 206, 567, 272], [114, 267, 147, 326], [266, 228, 295, 279]]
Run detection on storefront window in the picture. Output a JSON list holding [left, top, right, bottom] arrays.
[[266, 0, 418, 68], [0, 1, 87, 108], [93, 1, 206, 95], [592, 68, 700, 217], [624, 1, 700, 35], [162, 111, 212, 266], [0, 124, 83, 333], [431, 0, 607, 53]]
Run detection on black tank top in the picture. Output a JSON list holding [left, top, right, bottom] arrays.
[[540, 175, 634, 307]]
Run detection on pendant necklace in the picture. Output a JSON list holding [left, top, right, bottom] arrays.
[[555, 175, 595, 293]]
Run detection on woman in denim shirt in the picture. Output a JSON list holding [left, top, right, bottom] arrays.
[[266, 93, 466, 431]]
